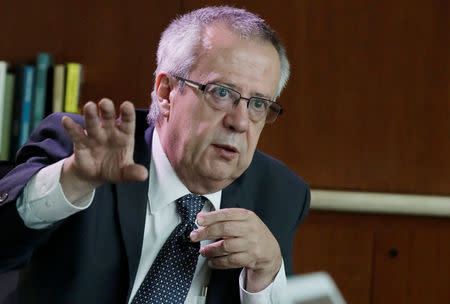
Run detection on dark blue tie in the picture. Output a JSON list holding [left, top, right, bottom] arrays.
[[131, 194, 206, 304]]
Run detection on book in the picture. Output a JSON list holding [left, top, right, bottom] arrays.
[[52, 64, 65, 113], [64, 63, 82, 113], [0, 61, 7, 145], [0, 61, 8, 159], [44, 64, 54, 117], [11, 65, 35, 156], [0, 73, 15, 160], [31, 53, 53, 131]]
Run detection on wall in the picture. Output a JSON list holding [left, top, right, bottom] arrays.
[[294, 210, 450, 304], [1, 0, 448, 195]]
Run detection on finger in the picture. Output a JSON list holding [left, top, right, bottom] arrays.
[[197, 208, 253, 226], [98, 98, 117, 129], [190, 221, 248, 241], [208, 252, 252, 270], [62, 116, 88, 149], [83, 101, 101, 138], [118, 101, 136, 135], [200, 238, 247, 258], [122, 164, 149, 182]]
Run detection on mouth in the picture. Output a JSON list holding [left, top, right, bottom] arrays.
[[212, 144, 239, 160], [213, 144, 238, 153]]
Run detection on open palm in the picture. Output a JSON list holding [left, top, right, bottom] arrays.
[[62, 98, 148, 186]]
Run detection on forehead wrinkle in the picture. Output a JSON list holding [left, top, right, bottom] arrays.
[[231, 48, 277, 98], [202, 48, 277, 99], [193, 24, 279, 99]]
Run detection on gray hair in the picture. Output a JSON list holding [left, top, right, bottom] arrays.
[[148, 6, 290, 125]]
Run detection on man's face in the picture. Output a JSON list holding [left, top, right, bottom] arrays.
[[157, 24, 281, 194]]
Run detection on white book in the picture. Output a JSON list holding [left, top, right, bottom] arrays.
[[0, 61, 8, 151]]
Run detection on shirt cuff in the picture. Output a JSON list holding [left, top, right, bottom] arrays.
[[239, 259, 287, 304], [16, 158, 95, 229]]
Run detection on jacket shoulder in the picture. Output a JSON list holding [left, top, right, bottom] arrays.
[[250, 150, 309, 190]]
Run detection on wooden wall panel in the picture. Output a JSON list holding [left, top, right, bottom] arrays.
[[0, 1, 66, 63], [372, 230, 410, 304], [294, 211, 450, 304], [1, 0, 448, 194], [60, 0, 143, 105], [293, 219, 373, 304], [372, 224, 450, 304], [182, 0, 450, 195], [407, 229, 450, 303], [0, 0, 180, 109]]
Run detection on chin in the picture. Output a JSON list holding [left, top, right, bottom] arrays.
[[204, 164, 243, 183], [190, 165, 245, 194]]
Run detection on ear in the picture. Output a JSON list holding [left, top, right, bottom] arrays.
[[155, 73, 172, 118]]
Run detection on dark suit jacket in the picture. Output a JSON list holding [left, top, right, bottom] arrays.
[[0, 110, 310, 304]]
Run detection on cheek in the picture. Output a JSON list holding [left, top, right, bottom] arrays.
[[240, 125, 264, 164], [248, 124, 264, 149], [183, 119, 221, 162]]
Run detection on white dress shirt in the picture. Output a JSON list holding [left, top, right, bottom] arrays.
[[16, 129, 286, 304]]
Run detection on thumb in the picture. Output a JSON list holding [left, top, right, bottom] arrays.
[[122, 164, 149, 182]]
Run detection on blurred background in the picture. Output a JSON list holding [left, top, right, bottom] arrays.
[[0, 0, 449, 303]]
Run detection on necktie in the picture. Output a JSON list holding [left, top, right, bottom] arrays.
[[131, 194, 206, 304]]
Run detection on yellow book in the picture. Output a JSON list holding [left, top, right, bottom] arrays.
[[64, 63, 83, 113], [52, 64, 65, 113]]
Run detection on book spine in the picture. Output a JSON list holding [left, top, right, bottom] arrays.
[[64, 63, 82, 113], [11, 67, 23, 157], [18, 66, 35, 148], [0, 61, 7, 152], [44, 65, 54, 117], [31, 53, 53, 131], [52, 64, 65, 113], [0, 73, 15, 160]]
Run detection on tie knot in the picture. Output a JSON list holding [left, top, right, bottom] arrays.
[[176, 194, 205, 224]]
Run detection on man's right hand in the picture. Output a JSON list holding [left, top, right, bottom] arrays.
[[60, 98, 148, 204]]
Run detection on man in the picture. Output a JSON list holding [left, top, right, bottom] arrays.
[[0, 6, 309, 304]]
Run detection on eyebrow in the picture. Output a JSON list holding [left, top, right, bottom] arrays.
[[218, 81, 273, 100]]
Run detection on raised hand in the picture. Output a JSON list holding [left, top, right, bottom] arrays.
[[60, 98, 148, 203], [190, 208, 282, 293]]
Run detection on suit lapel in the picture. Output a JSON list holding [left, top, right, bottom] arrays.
[[116, 126, 154, 300]]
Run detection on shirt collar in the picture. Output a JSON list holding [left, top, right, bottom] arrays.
[[148, 128, 221, 214]]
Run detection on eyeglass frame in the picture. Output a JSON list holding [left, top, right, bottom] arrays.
[[172, 75, 283, 123]]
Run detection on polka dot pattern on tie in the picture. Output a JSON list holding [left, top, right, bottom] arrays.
[[131, 194, 206, 304]]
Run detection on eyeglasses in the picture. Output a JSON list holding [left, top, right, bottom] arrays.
[[173, 76, 283, 123]]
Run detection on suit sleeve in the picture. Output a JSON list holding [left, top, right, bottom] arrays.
[[283, 184, 310, 276], [246, 151, 311, 278], [0, 112, 81, 272]]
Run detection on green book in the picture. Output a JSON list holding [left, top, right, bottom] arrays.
[[11, 65, 35, 156], [0, 61, 7, 139], [31, 53, 53, 131], [1, 73, 15, 160]]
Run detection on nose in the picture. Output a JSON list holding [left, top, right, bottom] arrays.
[[223, 98, 249, 133]]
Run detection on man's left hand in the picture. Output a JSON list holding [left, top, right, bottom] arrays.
[[190, 208, 282, 293]]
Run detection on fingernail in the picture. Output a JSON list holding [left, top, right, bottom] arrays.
[[197, 216, 204, 225], [190, 231, 198, 241]]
